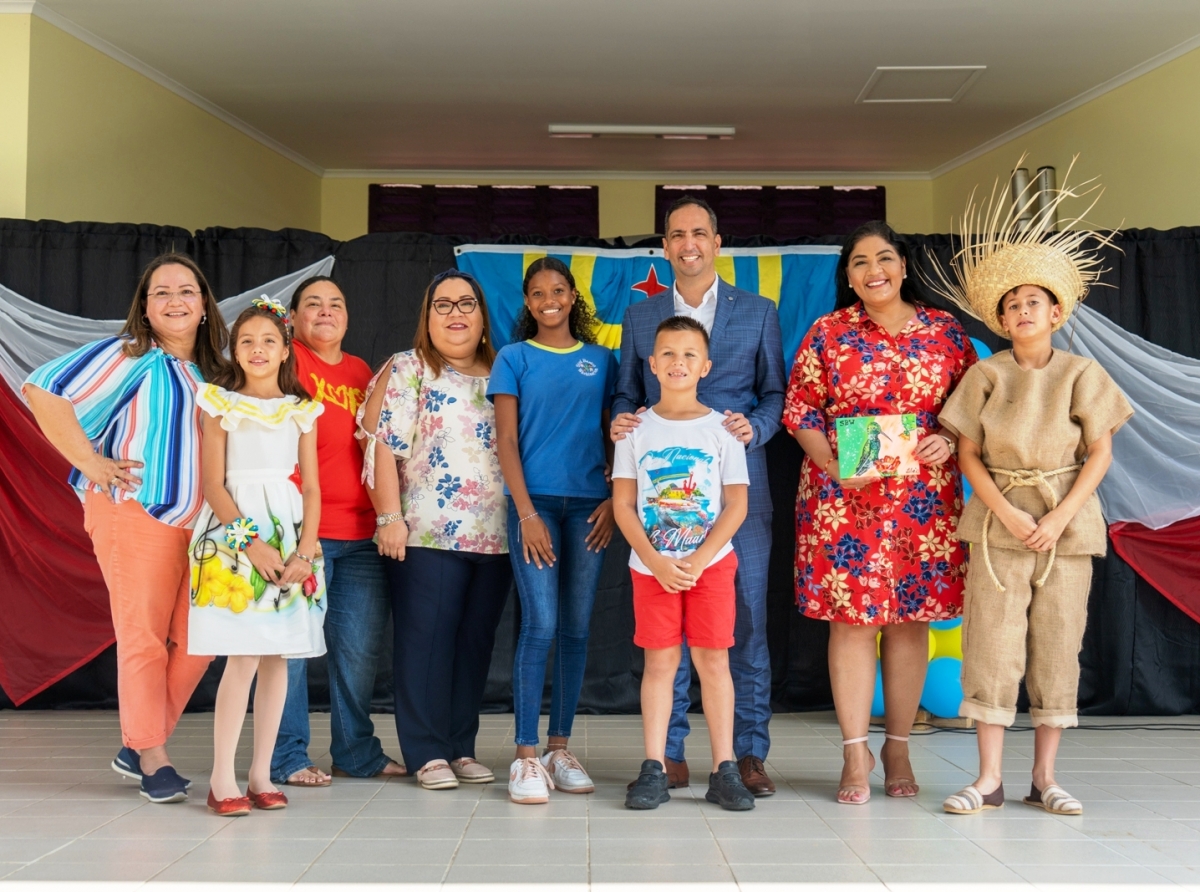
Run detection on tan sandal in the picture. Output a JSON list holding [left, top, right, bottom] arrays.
[[284, 766, 331, 787], [1023, 783, 1082, 815], [882, 733, 919, 798], [837, 737, 874, 805], [944, 783, 1004, 814]]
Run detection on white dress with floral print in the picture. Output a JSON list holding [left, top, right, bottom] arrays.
[[359, 351, 507, 554]]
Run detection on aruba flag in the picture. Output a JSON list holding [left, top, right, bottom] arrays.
[[454, 244, 842, 369]]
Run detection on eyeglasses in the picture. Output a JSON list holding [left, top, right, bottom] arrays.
[[431, 298, 478, 315], [149, 289, 202, 301]]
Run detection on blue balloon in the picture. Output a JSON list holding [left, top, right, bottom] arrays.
[[929, 618, 962, 631], [970, 337, 993, 359], [871, 662, 885, 716], [921, 657, 964, 719]]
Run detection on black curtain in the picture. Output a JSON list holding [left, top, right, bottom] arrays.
[[2, 218, 1197, 718]]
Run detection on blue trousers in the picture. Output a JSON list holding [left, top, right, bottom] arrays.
[[508, 495, 607, 747], [667, 510, 773, 762], [271, 537, 394, 783], [387, 546, 511, 770]]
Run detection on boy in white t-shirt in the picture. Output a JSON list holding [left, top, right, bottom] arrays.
[[612, 316, 754, 811]]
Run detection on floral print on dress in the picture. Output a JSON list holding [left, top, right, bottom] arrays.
[[783, 303, 977, 625], [358, 351, 507, 554]]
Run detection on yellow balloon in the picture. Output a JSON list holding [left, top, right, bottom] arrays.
[[928, 628, 937, 661], [931, 626, 963, 661]]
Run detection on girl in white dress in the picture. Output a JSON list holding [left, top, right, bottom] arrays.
[[187, 298, 325, 815]]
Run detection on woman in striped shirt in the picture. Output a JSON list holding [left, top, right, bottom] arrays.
[[24, 254, 230, 805]]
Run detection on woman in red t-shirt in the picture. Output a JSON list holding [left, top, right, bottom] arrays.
[[269, 276, 405, 787]]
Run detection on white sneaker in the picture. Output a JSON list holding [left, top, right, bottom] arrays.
[[541, 749, 595, 793], [508, 757, 553, 804]]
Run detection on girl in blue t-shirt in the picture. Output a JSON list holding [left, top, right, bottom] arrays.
[[488, 257, 618, 805]]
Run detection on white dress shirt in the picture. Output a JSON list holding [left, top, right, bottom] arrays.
[[672, 275, 720, 334]]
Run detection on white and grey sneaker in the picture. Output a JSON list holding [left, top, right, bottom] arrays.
[[541, 749, 595, 794], [508, 757, 553, 804]]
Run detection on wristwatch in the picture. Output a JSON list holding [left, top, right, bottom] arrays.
[[376, 511, 403, 527]]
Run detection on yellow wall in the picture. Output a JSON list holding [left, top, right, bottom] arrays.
[[322, 176, 932, 241], [0, 14, 31, 219], [932, 46, 1200, 232], [23, 15, 320, 232]]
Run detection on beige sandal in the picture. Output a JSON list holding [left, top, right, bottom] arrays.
[[1023, 783, 1082, 815], [837, 737, 874, 805], [882, 733, 918, 798], [944, 783, 1004, 814]]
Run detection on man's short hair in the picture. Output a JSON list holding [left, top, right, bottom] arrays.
[[663, 195, 718, 236], [654, 315, 710, 350]]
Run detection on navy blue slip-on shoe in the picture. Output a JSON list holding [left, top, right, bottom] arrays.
[[113, 748, 192, 789], [111, 746, 142, 781], [140, 766, 189, 803]]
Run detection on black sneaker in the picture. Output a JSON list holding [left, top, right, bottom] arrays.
[[705, 760, 755, 811], [625, 760, 671, 810], [139, 766, 189, 803]]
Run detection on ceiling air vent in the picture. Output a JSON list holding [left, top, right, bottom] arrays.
[[856, 66, 985, 104]]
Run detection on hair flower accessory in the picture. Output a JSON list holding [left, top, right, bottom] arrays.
[[223, 516, 260, 551], [251, 296, 289, 322]]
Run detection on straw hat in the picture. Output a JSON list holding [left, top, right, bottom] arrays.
[[923, 155, 1116, 338]]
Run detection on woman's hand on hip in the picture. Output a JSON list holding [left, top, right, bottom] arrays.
[[376, 517, 408, 561], [913, 433, 951, 465], [84, 455, 143, 499], [246, 539, 286, 584], [585, 499, 615, 551], [520, 516, 556, 569]]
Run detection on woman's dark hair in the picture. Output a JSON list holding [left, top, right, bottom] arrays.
[[512, 257, 597, 344], [217, 305, 310, 401], [996, 284, 1059, 319], [835, 220, 923, 310], [289, 274, 341, 313], [119, 253, 229, 382], [413, 270, 496, 379]]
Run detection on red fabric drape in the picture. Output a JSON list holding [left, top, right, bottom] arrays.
[[1110, 518, 1200, 624], [0, 380, 113, 704]]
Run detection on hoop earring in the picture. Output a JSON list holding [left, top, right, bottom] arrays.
[[201, 315, 207, 324], [142, 316, 149, 325]]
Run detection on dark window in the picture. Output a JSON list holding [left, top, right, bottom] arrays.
[[655, 185, 886, 238], [368, 184, 599, 238]]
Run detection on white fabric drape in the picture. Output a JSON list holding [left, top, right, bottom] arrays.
[[1054, 303, 1200, 529], [0, 257, 335, 397]]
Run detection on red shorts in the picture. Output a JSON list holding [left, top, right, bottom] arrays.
[[632, 551, 738, 650]]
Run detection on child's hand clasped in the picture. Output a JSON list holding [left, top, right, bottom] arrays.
[[246, 538, 286, 585], [647, 554, 696, 593], [1024, 507, 1070, 553], [278, 553, 313, 587]]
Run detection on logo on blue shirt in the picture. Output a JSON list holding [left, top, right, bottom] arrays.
[[576, 358, 598, 377]]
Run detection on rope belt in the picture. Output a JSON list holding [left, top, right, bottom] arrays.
[[980, 465, 1082, 593]]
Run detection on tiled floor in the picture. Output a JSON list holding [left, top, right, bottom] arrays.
[[2, 711, 1200, 888]]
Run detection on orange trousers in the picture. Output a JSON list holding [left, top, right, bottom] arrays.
[[84, 491, 212, 749]]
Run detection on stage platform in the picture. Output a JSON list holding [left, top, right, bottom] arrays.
[[1, 710, 1199, 888]]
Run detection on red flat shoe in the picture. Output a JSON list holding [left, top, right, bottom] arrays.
[[207, 788, 251, 816], [248, 789, 288, 810]]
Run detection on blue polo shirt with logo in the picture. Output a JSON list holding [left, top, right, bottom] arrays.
[[487, 340, 617, 499]]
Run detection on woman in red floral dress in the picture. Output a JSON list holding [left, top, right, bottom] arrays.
[[784, 221, 976, 805]]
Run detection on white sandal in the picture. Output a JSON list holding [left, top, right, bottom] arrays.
[[1023, 783, 1082, 815], [943, 783, 1005, 814]]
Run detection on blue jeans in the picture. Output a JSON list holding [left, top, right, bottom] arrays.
[[271, 537, 394, 783], [509, 495, 607, 747]]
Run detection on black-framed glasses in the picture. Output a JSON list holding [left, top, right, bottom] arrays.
[[431, 298, 478, 315]]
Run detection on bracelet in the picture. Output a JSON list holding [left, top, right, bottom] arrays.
[[518, 511, 539, 524], [294, 553, 314, 565], [823, 457, 837, 477], [224, 517, 260, 552], [376, 511, 403, 527], [938, 433, 957, 454]]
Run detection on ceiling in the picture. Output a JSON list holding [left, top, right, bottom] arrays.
[[35, 0, 1200, 175]]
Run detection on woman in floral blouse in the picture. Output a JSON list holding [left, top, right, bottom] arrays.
[[783, 221, 976, 805], [357, 270, 509, 791]]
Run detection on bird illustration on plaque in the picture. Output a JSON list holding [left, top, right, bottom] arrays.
[[836, 414, 920, 481]]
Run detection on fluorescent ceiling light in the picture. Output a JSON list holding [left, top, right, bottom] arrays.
[[549, 124, 734, 140]]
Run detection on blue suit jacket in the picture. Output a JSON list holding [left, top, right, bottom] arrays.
[[611, 278, 786, 516]]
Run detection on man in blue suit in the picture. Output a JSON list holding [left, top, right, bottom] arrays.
[[612, 196, 785, 795]]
